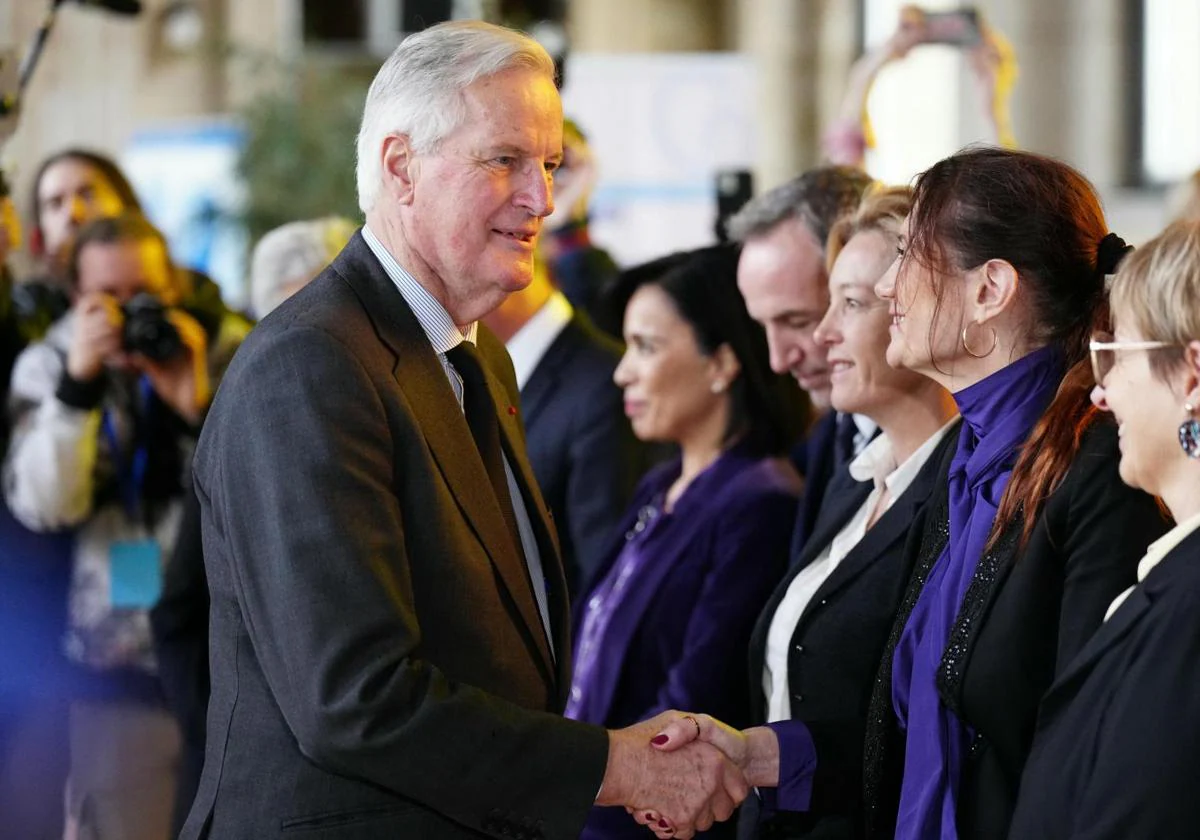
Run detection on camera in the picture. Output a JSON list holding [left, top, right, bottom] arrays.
[[121, 292, 181, 362]]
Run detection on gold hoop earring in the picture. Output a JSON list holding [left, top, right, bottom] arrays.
[[961, 322, 997, 358]]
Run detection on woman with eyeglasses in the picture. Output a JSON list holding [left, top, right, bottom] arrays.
[[642, 148, 1168, 840], [1006, 220, 1200, 839]]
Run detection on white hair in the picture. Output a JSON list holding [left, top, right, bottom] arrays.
[[355, 20, 555, 214], [250, 216, 358, 316]]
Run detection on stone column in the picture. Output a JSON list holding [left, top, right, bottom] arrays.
[[735, 0, 828, 191], [567, 0, 726, 52]]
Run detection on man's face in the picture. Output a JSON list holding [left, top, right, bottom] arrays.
[[400, 67, 563, 324], [37, 158, 129, 266], [76, 238, 176, 305], [737, 218, 833, 410]]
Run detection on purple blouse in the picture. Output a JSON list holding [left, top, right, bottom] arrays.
[[565, 495, 664, 721], [891, 345, 1064, 840]]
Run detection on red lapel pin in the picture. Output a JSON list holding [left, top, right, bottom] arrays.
[[507, 405, 518, 416]]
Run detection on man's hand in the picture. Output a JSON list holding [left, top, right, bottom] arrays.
[[632, 713, 783, 839], [597, 712, 750, 839], [67, 292, 123, 382], [133, 308, 210, 425]]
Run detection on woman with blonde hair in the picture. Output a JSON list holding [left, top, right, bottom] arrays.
[[1009, 220, 1200, 838]]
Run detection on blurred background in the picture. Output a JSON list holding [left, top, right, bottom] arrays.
[[0, 0, 1190, 308]]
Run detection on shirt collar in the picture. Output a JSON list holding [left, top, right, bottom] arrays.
[[506, 291, 573, 389], [851, 414, 877, 444], [848, 416, 958, 492], [362, 223, 478, 352], [1137, 509, 1200, 583]]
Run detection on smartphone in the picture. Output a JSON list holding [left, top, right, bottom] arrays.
[[920, 8, 982, 47]]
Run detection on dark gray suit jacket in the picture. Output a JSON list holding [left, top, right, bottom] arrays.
[[181, 232, 608, 840], [521, 311, 641, 599]]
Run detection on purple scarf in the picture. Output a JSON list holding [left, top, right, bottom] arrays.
[[891, 345, 1064, 840]]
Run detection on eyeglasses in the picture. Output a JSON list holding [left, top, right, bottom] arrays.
[[1089, 332, 1175, 385]]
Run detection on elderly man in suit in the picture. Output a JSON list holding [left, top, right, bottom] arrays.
[[181, 20, 745, 840]]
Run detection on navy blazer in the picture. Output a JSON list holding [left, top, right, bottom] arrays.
[[521, 312, 642, 599], [575, 445, 798, 840], [790, 411, 838, 560], [1009, 526, 1200, 839]]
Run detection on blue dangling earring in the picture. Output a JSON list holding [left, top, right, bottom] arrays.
[[1180, 403, 1200, 459]]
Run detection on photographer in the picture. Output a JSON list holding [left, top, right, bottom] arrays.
[[3, 213, 227, 840]]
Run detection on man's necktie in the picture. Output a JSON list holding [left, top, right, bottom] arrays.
[[446, 341, 524, 557]]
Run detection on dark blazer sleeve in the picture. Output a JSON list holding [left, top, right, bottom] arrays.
[[198, 325, 607, 838], [642, 483, 795, 723], [1050, 423, 1169, 669]]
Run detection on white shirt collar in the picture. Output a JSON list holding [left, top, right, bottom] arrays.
[[848, 416, 958, 492], [851, 414, 877, 445], [361, 224, 478, 352], [1137, 509, 1200, 584], [1104, 508, 1200, 622], [506, 291, 573, 389]]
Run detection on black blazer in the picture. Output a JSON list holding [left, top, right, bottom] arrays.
[[521, 311, 641, 599], [857, 419, 1170, 840], [1008, 526, 1200, 839], [181, 233, 608, 840], [743, 424, 960, 840]]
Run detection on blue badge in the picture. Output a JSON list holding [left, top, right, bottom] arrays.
[[110, 539, 162, 609]]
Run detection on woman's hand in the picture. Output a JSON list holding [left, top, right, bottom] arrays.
[[629, 712, 782, 839]]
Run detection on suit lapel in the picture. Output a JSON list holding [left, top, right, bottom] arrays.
[[1042, 528, 1200, 716], [483, 336, 565, 683], [809, 426, 958, 606], [747, 468, 864, 724], [333, 235, 555, 684], [519, 319, 580, 429], [796, 467, 871, 569], [1037, 585, 1151, 723]]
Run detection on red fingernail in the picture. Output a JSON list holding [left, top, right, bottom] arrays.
[[651, 734, 669, 745]]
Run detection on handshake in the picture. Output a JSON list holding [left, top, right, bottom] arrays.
[[597, 712, 781, 839]]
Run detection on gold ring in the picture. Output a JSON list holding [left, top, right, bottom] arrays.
[[682, 714, 701, 738]]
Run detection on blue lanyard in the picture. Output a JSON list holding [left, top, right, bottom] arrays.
[[101, 376, 153, 520]]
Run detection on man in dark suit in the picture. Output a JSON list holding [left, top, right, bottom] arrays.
[[182, 21, 745, 840], [727, 167, 875, 554], [481, 258, 640, 599]]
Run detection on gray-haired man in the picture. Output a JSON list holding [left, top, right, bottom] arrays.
[[183, 21, 743, 840], [730, 167, 876, 550]]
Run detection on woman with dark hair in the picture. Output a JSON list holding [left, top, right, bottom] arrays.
[[643, 148, 1169, 840], [868, 147, 1168, 840], [567, 243, 801, 839]]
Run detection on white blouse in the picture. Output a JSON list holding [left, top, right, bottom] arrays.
[[762, 419, 957, 722]]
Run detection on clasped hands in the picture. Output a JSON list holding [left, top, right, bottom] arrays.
[[599, 712, 780, 839]]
